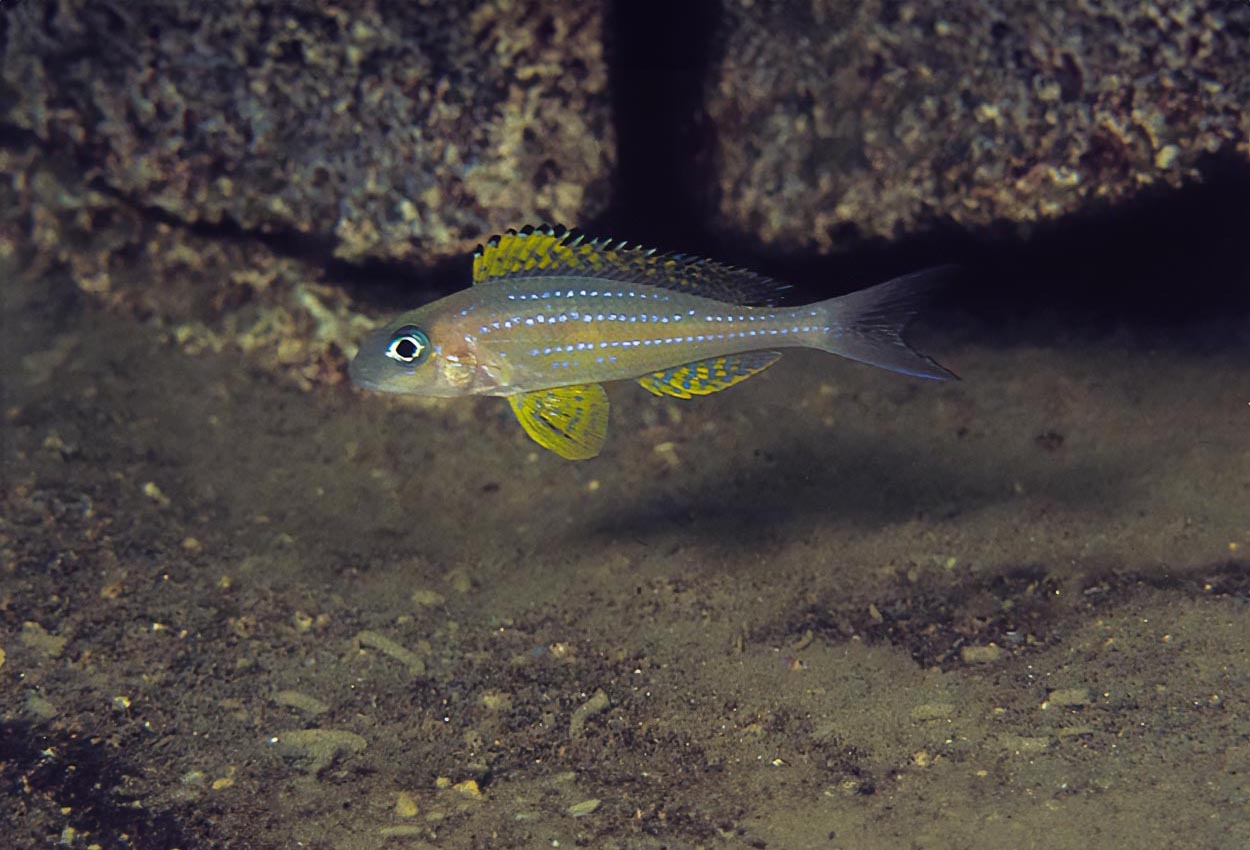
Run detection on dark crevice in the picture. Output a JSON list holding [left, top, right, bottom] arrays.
[[750, 151, 1250, 348], [596, 0, 724, 249], [0, 122, 38, 149]]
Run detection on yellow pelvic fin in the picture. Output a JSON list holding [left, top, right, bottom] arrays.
[[472, 224, 788, 305], [638, 351, 783, 400], [507, 384, 609, 460]]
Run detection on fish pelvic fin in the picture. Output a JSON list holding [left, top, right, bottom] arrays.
[[507, 383, 609, 460], [472, 224, 789, 305], [639, 352, 783, 399], [812, 266, 959, 381]]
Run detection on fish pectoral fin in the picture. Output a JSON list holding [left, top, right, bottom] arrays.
[[507, 384, 610, 460], [638, 351, 783, 399]]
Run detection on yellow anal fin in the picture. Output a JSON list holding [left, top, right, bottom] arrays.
[[507, 384, 609, 460], [638, 351, 782, 399]]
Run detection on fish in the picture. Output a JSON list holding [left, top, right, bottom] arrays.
[[349, 224, 956, 460]]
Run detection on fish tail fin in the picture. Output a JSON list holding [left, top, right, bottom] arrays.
[[809, 266, 958, 380]]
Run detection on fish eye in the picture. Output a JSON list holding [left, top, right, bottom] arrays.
[[384, 325, 431, 365]]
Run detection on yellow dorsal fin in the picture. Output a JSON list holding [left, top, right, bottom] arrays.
[[472, 224, 789, 306], [507, 384, 609, 460], [638, 351, 782, 399]]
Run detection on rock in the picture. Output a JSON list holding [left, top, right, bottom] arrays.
[[2, 0, 613, 266], [394, 791, 419, 818], [21, 621, 67, 658], [480, 691, 513, 712], [411, 589, 446, 608], [270, 728, 367, 774], [356, 629, 426, 676], [708, 0, 1250, 252], [567, 798, 601, 817], [1045, 687, 1092, 708], [569, 688, 610, 738], [452, 779, 482, 799], [960, 644, 1002, 664], [25, 692, 58, 721], [272, 690, 330, 717]]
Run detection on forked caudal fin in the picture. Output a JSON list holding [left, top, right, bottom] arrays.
[[814, 266, 958, 381]]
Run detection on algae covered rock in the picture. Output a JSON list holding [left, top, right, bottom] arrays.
[[2, 0, 613, 264], [708, 0, 1250, 252]]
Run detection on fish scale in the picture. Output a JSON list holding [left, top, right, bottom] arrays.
[[350, 225, 956, 460], [468, 281, 832, 386]]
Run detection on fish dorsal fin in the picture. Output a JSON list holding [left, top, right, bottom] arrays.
[[472, 224, 789, 306], [507, 383, 609, 460], [639, 351, 782, 399]]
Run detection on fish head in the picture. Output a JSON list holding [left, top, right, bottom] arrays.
[[350, 307, 478, 398]]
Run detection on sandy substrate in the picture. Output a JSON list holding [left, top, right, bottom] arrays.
[[2, 262, 1249, 850]]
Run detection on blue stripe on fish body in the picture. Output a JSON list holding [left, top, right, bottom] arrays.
[[470, 281, 835, 390]]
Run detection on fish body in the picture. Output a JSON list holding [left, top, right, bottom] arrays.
[[350, 225, 955, 459]]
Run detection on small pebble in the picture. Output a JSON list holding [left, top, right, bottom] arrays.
[[411, 589, 445, 607], [356, 630, 426, 676], [395, 791, 419, 817], [452, 779, 482, 799], [26, 692, 58, 720], [21, 621, 67, 658], [1045, 688, 1091, 708], [960, 644, 1002, 664], [569, 689, 610, 738], [1154, 144, 1181, 170], [273, 690, 330, 716], [142, 481, 171, 507], [480, 691, 513, 711], [445, 569, 473, 594], [567, 798, 601, 817], [271, 728, 367, 773]]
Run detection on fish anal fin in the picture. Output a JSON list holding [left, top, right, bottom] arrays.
[[638, 351, 782, 399], [507, 383, 609, 460]]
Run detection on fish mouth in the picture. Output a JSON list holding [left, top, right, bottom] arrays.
[[348, 329, 390, 391], [347, 358, 377, 390]]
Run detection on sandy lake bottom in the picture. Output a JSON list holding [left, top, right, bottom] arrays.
[[3, 265, 1249, 850]]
